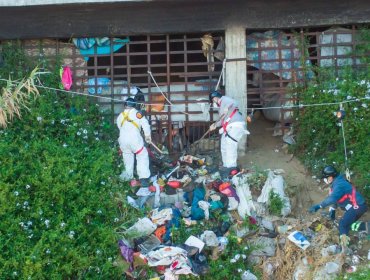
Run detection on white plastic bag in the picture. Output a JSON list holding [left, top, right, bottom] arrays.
[[232, 175, 256, 218], [257, 171, 291, 216]]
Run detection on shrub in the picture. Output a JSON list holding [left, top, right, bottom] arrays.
[[0, 43, 125, 279], [292, 30, 370, 200]]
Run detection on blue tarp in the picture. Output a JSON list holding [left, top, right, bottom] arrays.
[[74, 38, 130, 61]]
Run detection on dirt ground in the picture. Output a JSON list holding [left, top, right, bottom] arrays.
[[239, 114, 370, 219], [239, 115, 324, 218]]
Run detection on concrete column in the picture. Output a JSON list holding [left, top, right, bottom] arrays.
[[225, 26, 248, 157], [225, 26, 247, 117]]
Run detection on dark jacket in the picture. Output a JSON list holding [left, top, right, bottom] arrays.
[[320, 174, 366, 209]]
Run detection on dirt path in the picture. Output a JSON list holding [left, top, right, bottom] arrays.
[[238, 115, 327, 218], [239, 114, 370, 220]]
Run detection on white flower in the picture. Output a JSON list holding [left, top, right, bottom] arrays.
[[312, 129, 316, 133], [95, 137, 100, 141], [234, 254, 241, 260], [353, 107, 358, 112], [108, 257, 113, 262], [13, 272, 18, 276], [60, 119, 66, 124], [346, 95, 352, 100], [230, 258, 236, 263], [83, 129, 87, 134], [349, 150, 354, 155], [361, 103, 368, 108], [28, 234, 33, 239], [37, 116, 43, 122], [63, 143, 68, 148], [237, 269, 243, 273], [94, 131, 99, 135], [77, 131, 81, 136], [46, 249, 51, 254], [100, 181, 106, 185], [27, 221, 32, 226], [114, 218, 119, 222], [241, 254, 246, 259], [96, 249, 101, 255], [14, 191, 19, 196], [68, 231, 75, 239], [24, 201, 29, 206], [359, 80, 366, 85], [83, 136, 88, 139], [97, 210, 102, 214], [44, 220, 50, 227], [26, 185, 31, 189], [60, 222, 66, 228], [19, 222, 24, 227]]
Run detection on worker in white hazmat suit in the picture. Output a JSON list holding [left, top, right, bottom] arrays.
[[117, 97, 152, 188], [209, 91, 249, 177]]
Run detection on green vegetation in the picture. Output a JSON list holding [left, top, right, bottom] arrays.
[[292, 29, 370, 200], [0, 42, 124, 279], [268, 191, 285, 216]]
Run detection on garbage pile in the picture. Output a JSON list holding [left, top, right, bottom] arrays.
[[117, 150, 369, 280]]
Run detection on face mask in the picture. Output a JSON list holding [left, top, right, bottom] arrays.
[[323, 178, 329, 185]]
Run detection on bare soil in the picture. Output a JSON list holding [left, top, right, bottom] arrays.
[[239, 115, 324, 218], [239, 114, 370, 257]]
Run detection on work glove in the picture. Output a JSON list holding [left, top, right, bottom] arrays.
[[209, 123, 217, 131], [329, 207, 336, 220], [145, 135, 152, 144], [309, 204, 321, 213]]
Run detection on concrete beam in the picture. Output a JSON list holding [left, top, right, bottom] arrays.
[[0, 0, 142, 6]]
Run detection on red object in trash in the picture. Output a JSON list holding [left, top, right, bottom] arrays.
[[156, 265, 166, 274], [218, 182, 231, 192], [149, 185, 164, 192], [167, 181, 181, 189], [249, 216, 257, 225], [130, 179, 140, 188]]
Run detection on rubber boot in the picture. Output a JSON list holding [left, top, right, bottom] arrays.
[[340, 234, 351, 255], [136, 178, 150, 208]]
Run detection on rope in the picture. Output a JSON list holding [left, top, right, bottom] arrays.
[[215, 59, 226, 91], [147, 71, 190, 115], [339, 103, 350, 181], [0, 78, 368, 111], [147, 70, 173, 105]]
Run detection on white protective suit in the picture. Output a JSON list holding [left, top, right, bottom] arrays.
[[117, 107, 151, 180], [215, 96, 249, 168]]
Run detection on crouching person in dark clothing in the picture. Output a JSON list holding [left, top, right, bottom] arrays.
[[309, 165, 368, 254]]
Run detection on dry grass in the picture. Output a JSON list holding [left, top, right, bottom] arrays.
[[0, 67, 40, 128]]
